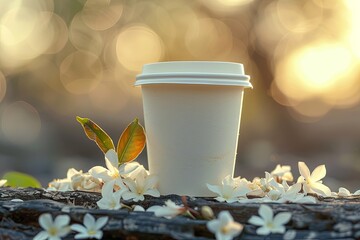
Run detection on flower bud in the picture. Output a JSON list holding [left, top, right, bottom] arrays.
[[201, 206, 214, 220]]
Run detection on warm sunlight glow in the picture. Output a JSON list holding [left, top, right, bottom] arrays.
[[116, 25, 164, 72], [275, 43, 354, 101], [344, 0, 360, 60], [60, 51, 103, 94]]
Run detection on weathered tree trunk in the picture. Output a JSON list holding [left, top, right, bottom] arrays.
[[1, 187, 360, 239]]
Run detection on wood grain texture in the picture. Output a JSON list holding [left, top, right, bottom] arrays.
[[1, 187, 360, 240]]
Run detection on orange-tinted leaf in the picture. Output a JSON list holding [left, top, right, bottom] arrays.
[[117, 118, 146, 165], [76, 116, 115, 154]]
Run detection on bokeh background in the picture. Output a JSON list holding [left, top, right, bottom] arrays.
[[0, 0, 359, 191]]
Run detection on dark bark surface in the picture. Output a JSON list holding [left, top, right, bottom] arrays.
[[1, 187, 360, 240]]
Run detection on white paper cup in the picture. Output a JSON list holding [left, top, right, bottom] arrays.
[[135, 61, 252, 196]]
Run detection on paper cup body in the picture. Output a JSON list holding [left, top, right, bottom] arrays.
[[135, 61, 251, 196]]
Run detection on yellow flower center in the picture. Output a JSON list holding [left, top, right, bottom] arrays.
[[221, 225, 231, 234], [48, 227, 58, 236], [110, 201, 117, 209], [111, 171, 120, 179], [137, 186, 144, 195], [266, 221, 274, 229], [88, 229, 97, 236]]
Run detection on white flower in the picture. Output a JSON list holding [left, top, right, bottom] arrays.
[[89, 149, 129, 189], [297, 162, 331, 197], [207, 211, 243, 240], [248, 205, 291, 235], [122, 168, 160, 202], [47, 178, 73, 192], [259, 172, 281, 192], [337, 187, 351, 197], [207, 175, 251, 203], [71, 213, 108, 239], [97, 181, 125, 210], [89, 149, 140, 189], [0, 179, 7, 187], [270, 164, 294, 182], [69, 169, 102, 192], [336, 187, 360, 197], [147, 200, 185, 219], [133, 205, 146, 212], [47, 168, 92, 192], [276, 183, 317, 204], [34, 213, 70, 240]]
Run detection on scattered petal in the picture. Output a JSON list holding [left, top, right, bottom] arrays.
[[207, 211, 243, 240], [71, 213, 108, 239], [35, 213, 71, 240], [297, 162, 331, 197], [248, 205, 291, 235]]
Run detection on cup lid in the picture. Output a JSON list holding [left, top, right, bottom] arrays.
[[135, 61, 252, 87]]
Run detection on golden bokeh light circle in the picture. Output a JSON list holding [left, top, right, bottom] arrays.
[[185, 18, 233, 59], [60, 51, 103, 95], [274, 42, 354, 102], [202, 0, 254, 14], [81, 0, 123, 31], [44, 13, 68, 54], [69, 13, 103, 56], [116, 25, 164, 72]]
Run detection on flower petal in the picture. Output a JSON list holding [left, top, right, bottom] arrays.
[[102, 181, 115, 196], [33, 231, 49, 240], [57, 226, 71, 237], [89, 166, 112, 182], [144, 188, 160, 197], [74, 232, 90, 239], [39, 213, 53, 230], [71, 224, 87, 233], [105, 149, 119, 171], [273, 212, 292, 226], [310, 165, 326, 182], [207, 184, 222, 196], [152, 206, 182, 218], [83, 213, 95, 229], [298, 162, 310, 179], [97, 198, 111, 210], [338, 187, 351, 197], [271, 225, 286, 234], [225, 222, 243, 237], [248, 216, 265, 226], [119, 162, 141, 176], [206, 219, 221, 233], [122, 192, 138, 201], [218, 211, 233, 225], [54, 215, 70, 227], [144, 175, 159, 190], [133, 205, 145, 212], [93, 231, 103, 239], [95, 216, 109, 230], [123, 178, 137, 193], [311, 182, 331, 196], [258, 205, 273, 222], [256, 226, 271, 235]]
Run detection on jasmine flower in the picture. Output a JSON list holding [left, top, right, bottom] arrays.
[[71, 213, 108, 239]]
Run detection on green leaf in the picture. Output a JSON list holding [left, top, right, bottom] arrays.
[[3, 171, 42, 188], [117, 118, 146, 165], [76, 116, 115, 154]]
